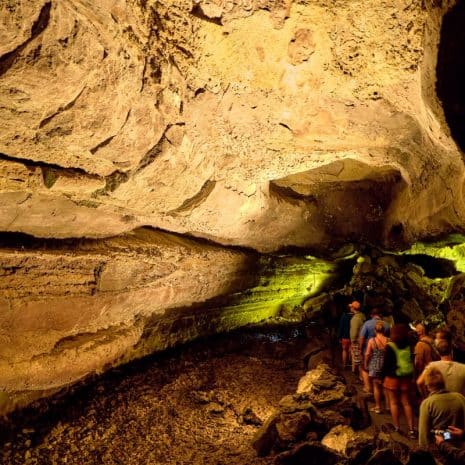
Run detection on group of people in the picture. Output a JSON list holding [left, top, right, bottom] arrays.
[[338, 299, 465, 463]]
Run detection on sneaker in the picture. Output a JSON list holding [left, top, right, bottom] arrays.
[[408, 429, 417, 439]]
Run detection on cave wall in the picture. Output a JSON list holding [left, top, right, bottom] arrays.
[[1, 0, 465, 410], [0, 227, 339, 412], [1, 0, 463, 251]]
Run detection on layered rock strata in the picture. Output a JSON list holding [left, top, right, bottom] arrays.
[[0, 228, 339, 411], [1, 0, 465, 410]]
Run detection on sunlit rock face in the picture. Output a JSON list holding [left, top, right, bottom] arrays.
[[0, 229, 256, 392], [1, 0, 463, 251], [1, 0, 465, 409]]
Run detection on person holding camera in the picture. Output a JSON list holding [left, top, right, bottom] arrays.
[[418, 367, 465, 448], [435, 426, 465, 464]]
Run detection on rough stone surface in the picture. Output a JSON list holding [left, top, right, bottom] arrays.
[[0, 226, 341, 410], [321, 424, 367, 454], [0, 327, 309, 465], [0, 0, 463, 252], [1, 0, 465, 409], [275, 441, 346, 465], [296, 364, 346, 406]]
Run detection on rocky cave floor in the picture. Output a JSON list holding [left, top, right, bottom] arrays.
[[0, 325, 317, 465]]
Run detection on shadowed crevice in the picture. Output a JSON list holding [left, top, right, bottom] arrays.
[[167, 180, 216, 215], [0, 2, 52, 78], [436, 0, 465, 152]]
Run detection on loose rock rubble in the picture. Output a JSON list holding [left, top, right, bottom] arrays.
[[0, 321, 433, 465], [0, 326, 312, 465]]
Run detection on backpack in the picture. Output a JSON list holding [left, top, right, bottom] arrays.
[[419, 339, 441, 362], [388, 342, 414, 377], [368, 338, 386, 378]]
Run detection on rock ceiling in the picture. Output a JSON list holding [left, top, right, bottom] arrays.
[[1, 0, 463, 251], [1, 0, 464, 410]]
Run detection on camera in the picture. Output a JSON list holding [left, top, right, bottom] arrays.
[[431, 429, 452, 440]]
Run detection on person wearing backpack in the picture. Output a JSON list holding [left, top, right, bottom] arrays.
[[382, 323, 416, 438], [414, 323, 440, 378], [365, 320, 389, 414], [417, 338, 465, 396]]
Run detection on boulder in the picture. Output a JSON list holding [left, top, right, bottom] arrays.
[[275, 441, 347, 465], [297, 364, 346, 406]]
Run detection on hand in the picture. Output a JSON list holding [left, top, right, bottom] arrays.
[[435, 434, 444, 445], [447, 426, 464, 439]]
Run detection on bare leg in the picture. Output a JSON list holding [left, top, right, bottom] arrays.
[[383, 387, 390, 412], [400, 391, 414, 430], [342, 347, 348, 367], [361, 367, 372, 393], [387, 390, 400, 429], [373, 380, 382, 410]]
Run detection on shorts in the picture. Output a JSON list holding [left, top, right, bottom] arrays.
[[383, 376, 413, 392], [340, 339, 351, 351], [351, 342, 362, 365]]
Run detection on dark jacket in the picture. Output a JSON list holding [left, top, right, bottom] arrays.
[[338, 312, 352, 339]]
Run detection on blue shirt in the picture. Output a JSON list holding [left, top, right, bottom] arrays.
[[360, 317, 390, 354], [360, 316, 390, 340]]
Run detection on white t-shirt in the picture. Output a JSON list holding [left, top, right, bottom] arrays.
[[426, 360, 465, 395]]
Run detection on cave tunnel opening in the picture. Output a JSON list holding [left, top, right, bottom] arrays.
[[436, 0, 465, 152], [401, 253, 458, 279]]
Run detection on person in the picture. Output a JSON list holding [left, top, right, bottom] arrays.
[[337, 304, 352, 368], [435, 327, 454, 353], [414, 323, 439, 378], [417, 339, 465, 396], [349, 300, 365, 375], [359, 308, 390, 393], [414, 323, 440, 400], [435, 425, 465, 463], [365, 320, 389, 413], [382, 308, 395, 329], [383, 323, 416, 438], [418, 368, 465, 448]]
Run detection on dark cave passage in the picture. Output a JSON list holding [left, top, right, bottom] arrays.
[[436, 0, 465, 152]]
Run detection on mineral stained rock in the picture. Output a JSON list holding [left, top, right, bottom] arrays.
[[1, 0, 464, 408]]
